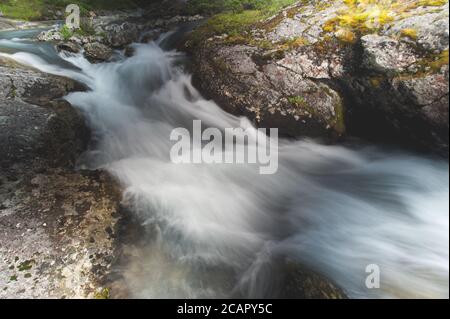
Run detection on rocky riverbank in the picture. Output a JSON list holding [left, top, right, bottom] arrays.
[[0, 4, 207, 298], [0, 56, 123, 298], [1, 0, 448, 299], [186, 0, 449, 155], [37, 9, 203, 63]]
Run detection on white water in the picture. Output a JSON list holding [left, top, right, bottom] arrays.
[[2, 32, 449, 299]]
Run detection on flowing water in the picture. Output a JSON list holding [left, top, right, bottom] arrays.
[[1, 28, 449, 299]]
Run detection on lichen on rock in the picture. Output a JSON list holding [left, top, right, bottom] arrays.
[[0, 56, 123, 298], [186, 0, 449, 154]]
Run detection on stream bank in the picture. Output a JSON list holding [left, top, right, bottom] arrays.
[[186, 0, 449, 156], [0, 55, 123, 298]]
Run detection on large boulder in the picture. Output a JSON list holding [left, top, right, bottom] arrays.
[[192, 42, 346, 139], [0, 57, 88, 169], [187, 0, 449, 154], [0, 57, 122, 298], [103, 22, 140, 48]]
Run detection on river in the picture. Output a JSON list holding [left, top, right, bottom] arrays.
[[1, 27, 448, 299]]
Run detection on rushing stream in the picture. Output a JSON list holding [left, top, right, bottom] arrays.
[[1, 27, 449, 299]]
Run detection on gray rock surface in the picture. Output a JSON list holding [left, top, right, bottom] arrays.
[[83, 42, 113, 63], [188, 0, 449, 154], [0, 18, 14, 31], [193, 42, 346, 139], [56, 42, 82, 54], [361, 35, 418, 73], [0, 56, 122, 298]]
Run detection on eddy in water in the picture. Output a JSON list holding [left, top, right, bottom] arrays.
[[2, 28, 448, 299]]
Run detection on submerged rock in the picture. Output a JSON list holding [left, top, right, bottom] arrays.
[[187, 0, 449, 154], [233, 258, 347, 299], [279, 260, 347, 299]]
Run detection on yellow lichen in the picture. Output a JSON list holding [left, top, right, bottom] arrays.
[[369, 77, 383, 88], [279, 37, 310, 50], [400, 28, 418, 40], [94, 288, 110, 299], [335, 29, 357, 43], [429, 50, 449, 71], [323, 0, 448, 37]]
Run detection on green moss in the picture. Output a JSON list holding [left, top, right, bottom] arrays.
[[288, 96, 308, 108], [428, 50, 449, 72], [94, 288, 111, 299], [188, 10, 267, 47], [187, 0, 298, 48], [333, 101, 346, 136], [18, 260, 35, 272], [187, 0, 298, 15], [409, 49, 450, 74], [9, 275, 18, 282]]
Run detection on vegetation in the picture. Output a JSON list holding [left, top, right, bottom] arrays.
[[0, 0, 149, 20], [59, 20, 96, 40], [187, 0, 298, 47], [94, 287, 111, 299], [187, 0, 298, 15], [400, 28, 418, 40], [323, 0, 449, 42], [59, 24, 72, 40], [187, 0, 448, 49]]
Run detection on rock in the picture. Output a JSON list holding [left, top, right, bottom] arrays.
[[187, 0, 449, 154], [0, 56, 122, 298], [124, 45, 135, 57], [0, 18, 14, 31], [37, 28, 63, 42], [234, 258, 347, 299], [0, 55, 89, 173], [83, 42, 113, 63], [104, 22, 140, 48], [0, 169, 122, 299], [56, 42, 82, 54], [384, 4, 449, 52], [192, 41, 345, 139], [279, 260, 347, 299], [361, 35, 418, 73]]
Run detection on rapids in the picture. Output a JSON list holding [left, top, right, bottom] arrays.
[[1, 28, 448, 299]]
